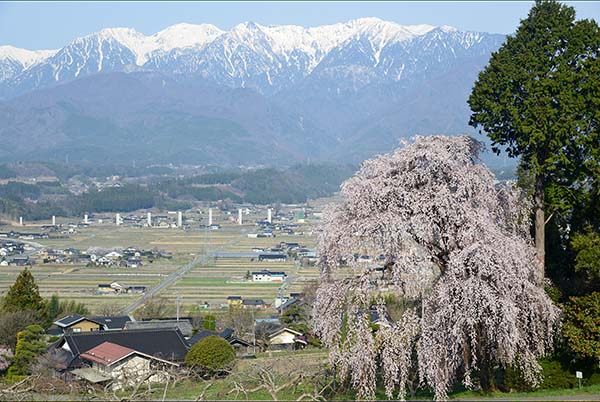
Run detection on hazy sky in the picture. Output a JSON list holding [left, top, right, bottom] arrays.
[[1, 1, 598, 50]]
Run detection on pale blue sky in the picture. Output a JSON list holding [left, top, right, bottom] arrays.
[[0, 1, 598, 50]]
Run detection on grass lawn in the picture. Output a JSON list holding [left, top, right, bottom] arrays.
[[450, 383, 600, 400], [160, 375, 600, 401]]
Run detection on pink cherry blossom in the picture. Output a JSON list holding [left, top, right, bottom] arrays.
[[313, 135, 560, 400]]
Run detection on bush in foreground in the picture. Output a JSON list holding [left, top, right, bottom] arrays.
[[185, 335, 235, 375]]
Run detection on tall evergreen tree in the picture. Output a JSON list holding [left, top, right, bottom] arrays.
[[2, 268, 46, 314], [468, 0, 600, 281]]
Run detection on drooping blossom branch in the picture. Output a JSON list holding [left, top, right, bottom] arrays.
[[313, 135, 560, 400]]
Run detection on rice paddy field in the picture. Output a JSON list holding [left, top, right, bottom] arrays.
[[0, 205, 322, 315]]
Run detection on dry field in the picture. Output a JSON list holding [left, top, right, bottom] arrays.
[[0, 206, 321, 315]]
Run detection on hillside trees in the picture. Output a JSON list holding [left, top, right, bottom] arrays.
[[468, 0, 600, 280], [313, 136, 560, 400], [47, 294, 90, 321]]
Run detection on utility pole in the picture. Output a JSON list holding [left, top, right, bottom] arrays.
[[176, 292, 180, 321], [252, 308, 257, 355]]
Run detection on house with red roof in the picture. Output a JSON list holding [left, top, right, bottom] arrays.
[[72, 341, 178, 390]]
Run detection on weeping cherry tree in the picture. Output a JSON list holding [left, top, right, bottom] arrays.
[[313, 135, 560, 400]]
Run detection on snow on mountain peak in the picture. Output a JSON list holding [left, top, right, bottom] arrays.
[[90, 27, 154, 65], [5, 19, 460, 69], [0, 18, 501, 97], [153, 23, 224, 50], [0, 45, 57, 68], [438, 25, 459, 33], [78, 24, 226, 65], [261, 18, 438, 57]]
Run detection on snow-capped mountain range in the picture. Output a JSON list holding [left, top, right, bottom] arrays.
[[0, 18, 506, 166], [0, 18, 502, 97]]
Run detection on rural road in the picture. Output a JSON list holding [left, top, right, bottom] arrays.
[[13, 238, 45, 258], [122, 230, 245, 315]]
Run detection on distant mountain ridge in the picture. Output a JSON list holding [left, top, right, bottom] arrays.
[[0, 18, 503, 97], [0, 18, 507, 167]]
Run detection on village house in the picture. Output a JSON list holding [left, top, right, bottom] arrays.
[[258, 253, 287, 262], [90, 316, 133, 331], [53, 315, 104, 334], [119, 257, 143, 268], [277, 296, 303, 313], [368, 308, 393, 328], [75, 341, 178, 390], [49, 328, 189, 381], [104, 251, 123, 260], [279, 242, 300, 251], [252, 270, 287, 282], [267, 327, 307, 351], [9, 255, 31, 266], [242, 298, 266, 309], [97, 282, 147, 294], [48, 315, 133, 335], [95, 256, 114, 266], [125, 319, 194, 337], [226, 295, 243, 306], [274, 296, 290, 308]]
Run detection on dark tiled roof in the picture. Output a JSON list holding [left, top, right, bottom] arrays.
[[59, 328, 189, 366], [54, 314, 86, 328], [220, 328, 234, 340], [258, 254, 287, 259], [251, 270, 286, 276], [187, 328, 240, 347], [187, 330, 219, 347], [89, 316, 132, 330], [243, 299, 265, 306], [47, 325, 63, 336], [141, 317, 192, 322], [230, 337, 251, 347], [368, 308, 392, 324], [124, 319, 193, 337], [278, 297, 299, 311]]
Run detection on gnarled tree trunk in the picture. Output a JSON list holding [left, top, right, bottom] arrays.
[[534, 174, 545, 285]]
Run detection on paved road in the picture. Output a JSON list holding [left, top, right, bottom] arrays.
[[8, 238, 45, 260], [122, 231, 245, 315]]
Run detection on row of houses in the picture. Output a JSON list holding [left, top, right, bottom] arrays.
[[0, 230, 49, 240], [36, 246, 171, 267], [226, 296, 269, 308], [0, 240, 35, 266], [47, 313, 306, 390]]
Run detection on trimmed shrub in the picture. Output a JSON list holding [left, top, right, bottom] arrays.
[[185, 335, 235, 375]]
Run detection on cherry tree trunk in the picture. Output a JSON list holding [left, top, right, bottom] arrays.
[[534, 174, 545, 284]]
